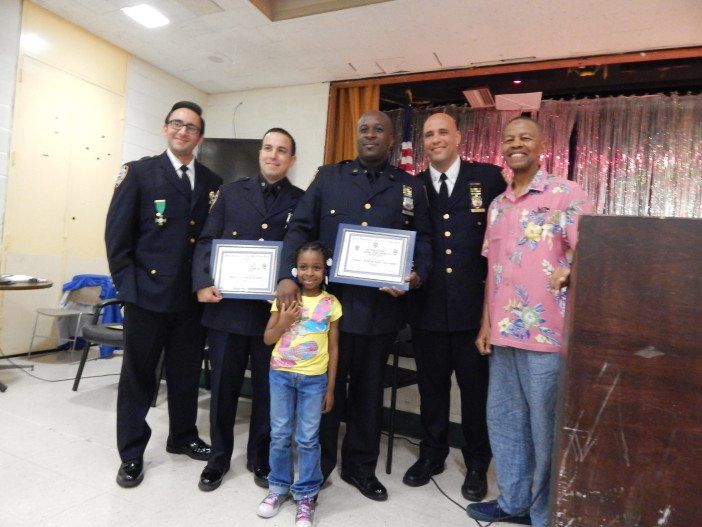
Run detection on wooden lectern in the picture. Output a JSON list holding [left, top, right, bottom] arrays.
[[550, 216, 702, 527]]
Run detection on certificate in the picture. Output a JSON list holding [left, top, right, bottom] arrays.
[[330, 223, 416, 290], [210, 240, 282, 299]]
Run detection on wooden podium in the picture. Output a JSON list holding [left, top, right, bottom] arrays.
[[550, 216, 702, 527]]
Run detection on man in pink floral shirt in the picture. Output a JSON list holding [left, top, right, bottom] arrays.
[[467, 117, 591, 527]]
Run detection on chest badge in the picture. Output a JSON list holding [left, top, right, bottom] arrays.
[[402, 185, 414, 216], [154, 199, 167, 226], [469, 182, 485, 213]]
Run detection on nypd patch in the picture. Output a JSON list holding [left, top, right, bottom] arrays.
[[114, 164, 129, 188]]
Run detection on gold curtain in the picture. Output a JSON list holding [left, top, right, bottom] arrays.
[[325, 84, 380, 164]]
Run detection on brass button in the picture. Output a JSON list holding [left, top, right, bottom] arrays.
[[330, 209, 336, 215], [189, 220, 195, 226], [443, 213, 450, 220], [364, 203, 371, 210], [477, 221, 483, 226], [361, 221, 368, 227], [189, 238, 195, 244], [232, 231, 237, 236], [445, 249, 452, 255], [262, 223, 269, 229], [444, 231, 451, 237], [446, 267, 453, 274], [258, 238, 264, 241], [149, 269, 157, 275]]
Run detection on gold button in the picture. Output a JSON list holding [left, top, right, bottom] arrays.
[[190, 238, 195, 244], [189, 220, 195, 226], [330, 209, 336, 215], [446, 267, 453, 274], [150, 269, 157, 275], [477, 221, 482, 226], [445, 249, 452, 255], [364, 203, 371, 210], [444, 231, 451, 237], [361, 221, 368, 226], [232, 231, 237, 236], [443, 213, 450, 220], [262, 223, 268, 229], [258, 238, 264, 241]]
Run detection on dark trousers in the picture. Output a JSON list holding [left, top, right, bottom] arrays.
[[117, 302, 204, 462], [320, 331, 396, 479], [206, 330, 272, 472], [412, 327, 492, 472]]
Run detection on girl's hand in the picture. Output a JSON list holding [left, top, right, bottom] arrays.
[[278, 301, 301, 327], [322, 390, 334, 413]]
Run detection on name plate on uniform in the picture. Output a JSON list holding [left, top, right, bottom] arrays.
[[329, 223, 415, 290], [210, 240, 282, 300]]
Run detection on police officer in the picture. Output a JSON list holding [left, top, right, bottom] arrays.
[[192, 128, 304, 492], [404, 113, 506, 501], [106, 101, 222, 488], [277, 110, 432, 501]]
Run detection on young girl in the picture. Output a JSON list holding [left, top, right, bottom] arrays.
[[257, 241, 341, 527]]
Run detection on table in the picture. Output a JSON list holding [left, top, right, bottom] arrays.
[[0, 280, 53, 392]]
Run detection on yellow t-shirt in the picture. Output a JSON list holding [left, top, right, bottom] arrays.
[[270, 291, 342, 376]]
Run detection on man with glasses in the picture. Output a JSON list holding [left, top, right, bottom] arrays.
[[106, 101, 222, 488]]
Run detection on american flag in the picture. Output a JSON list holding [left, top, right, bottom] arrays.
[[398, 106, 415, 175]]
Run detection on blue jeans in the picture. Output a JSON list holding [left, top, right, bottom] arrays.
[[268, 369, 327, 500], [487, 346, 561, 527]]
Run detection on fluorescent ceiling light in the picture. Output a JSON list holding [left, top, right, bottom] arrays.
[[121, 4, 170, 28], [20, 32, 48, 53]]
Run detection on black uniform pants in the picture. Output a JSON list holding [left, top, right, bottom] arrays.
[[412, 327, 492, 472], [320, 331, 396, 480], [206, 330, 272, 472], [117, 302, 204, 462]]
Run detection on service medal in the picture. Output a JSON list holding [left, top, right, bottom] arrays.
[[154, 199, 167, 225], [469, 183, 485, 213], [208, 190, 218, 211], [402, 185, 414, 216]]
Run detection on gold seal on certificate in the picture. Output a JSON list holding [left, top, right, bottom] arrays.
[[329, 223, 416, 290], [210, 240, 282, 299]]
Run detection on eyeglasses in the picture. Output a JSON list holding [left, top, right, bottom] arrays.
[[167, 119, 201, 134]]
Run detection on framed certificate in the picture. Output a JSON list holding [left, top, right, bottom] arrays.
[[330, 223, 416, 290], [210, 240, 282, 299]]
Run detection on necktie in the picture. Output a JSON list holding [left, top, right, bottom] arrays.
[[438, 173, 449, 210], [262, 182, 277, 211], [179, 165, 192, 195]]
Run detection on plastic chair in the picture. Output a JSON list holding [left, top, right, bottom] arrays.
[[383, 325, 417, 474], [72, 299, 124, 391], [28, 285, 103, 356]]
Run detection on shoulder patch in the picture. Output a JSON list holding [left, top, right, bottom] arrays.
[[208, 190, 219, 211], [114, 164, 129, 188]]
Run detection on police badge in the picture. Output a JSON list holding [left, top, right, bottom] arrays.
[[208, 190, 218, 211]]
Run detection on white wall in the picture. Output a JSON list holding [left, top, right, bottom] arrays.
[[121, 57, 208, 163], [0, 0, 22, 239], [206, 83, 329, 189]]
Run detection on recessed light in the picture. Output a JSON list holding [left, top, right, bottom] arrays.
[[121, 4, 170, 28], [513, 79, 522, 85]]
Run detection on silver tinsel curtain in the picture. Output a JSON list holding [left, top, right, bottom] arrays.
[[387, 93, 702, 218]]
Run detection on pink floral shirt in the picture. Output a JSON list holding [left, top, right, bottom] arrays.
[[482, 171, 592, 353]]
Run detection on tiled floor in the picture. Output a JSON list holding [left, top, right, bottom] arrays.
[[0, 350, 514, 526]]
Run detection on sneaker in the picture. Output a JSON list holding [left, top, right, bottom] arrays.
[[295, 496, 316, 527], [257, 492, 289, 518], [466, 500, 532, 525]]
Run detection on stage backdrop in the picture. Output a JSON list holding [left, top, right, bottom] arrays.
[[387, 93, 702, 218]]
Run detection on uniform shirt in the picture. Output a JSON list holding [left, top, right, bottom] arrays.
[[166, 149, 195, 189], [428, 156, 460, 196], [270, 291, 342, 375], [482, 171, 592, 353]]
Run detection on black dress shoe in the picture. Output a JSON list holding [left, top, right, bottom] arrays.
[[199, 466, 227, 492], [166, 438, 212, 461], [402, 457, 445, 487], [116, 457, 144, 488], [461, 468, 488, 502], [340, 473, 388, 501], [252, 466, 270, 488]]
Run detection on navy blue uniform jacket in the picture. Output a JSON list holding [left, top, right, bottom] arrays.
[[280, 159, 433, 335], [411, 160, 506, 332], [192, 176, 304, 335], [105, 151, 222, 313]]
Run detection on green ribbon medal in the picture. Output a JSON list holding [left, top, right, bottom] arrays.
[[154, 199, 167, 225]]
